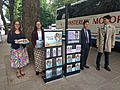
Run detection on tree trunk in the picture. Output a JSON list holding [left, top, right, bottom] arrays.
[[0, 0, 8, 35], [0, 0, 2, 14], [9, 0, 14, 24], [22, 0, 40, 61]]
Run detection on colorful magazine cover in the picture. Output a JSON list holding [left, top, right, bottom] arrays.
[[52, 48, 56, 57], [67, 65, 72, 73], [67, 55, 72, 63], [75, 63, 80, 71], [56, 57, 62, 66], [75, 54, 81, 62], [46, 59, 52, 69], [66, 45, 72, 54], [76, 45, 81, 52], [58, 47, 62, 56], [46, 69, 52, 79], [45, 32, 62, 47], [46, 48, 50, 58], [56, 67, 62, 76], [67, 31, 80, 44]]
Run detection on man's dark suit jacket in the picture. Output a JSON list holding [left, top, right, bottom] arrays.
[[81, 29, 92, 47]]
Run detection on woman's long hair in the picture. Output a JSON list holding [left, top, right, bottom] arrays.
[[11, 20, 23, 33], [34, 20, 43, 31]]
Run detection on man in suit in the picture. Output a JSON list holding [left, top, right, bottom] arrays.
[[80, 20, 92, 70], [96, 15, 116, 71]]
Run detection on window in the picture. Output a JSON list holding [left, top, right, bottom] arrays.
[[56, 0, 120, 20]]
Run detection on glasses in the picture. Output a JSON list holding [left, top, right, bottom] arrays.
[[36, 24, 41, 25], [15, 24, 20, 25]]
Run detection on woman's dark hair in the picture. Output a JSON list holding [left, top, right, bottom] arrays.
[[83, 20, 89, 25], [34, 20, 43, 31], [11, 20, 23, 33]]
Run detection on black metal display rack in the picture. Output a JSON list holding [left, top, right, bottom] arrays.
[[43, 30, 63, 82], [64, 29, 81, 76]]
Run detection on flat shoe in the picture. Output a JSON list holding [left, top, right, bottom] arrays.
[[16, 72, 21, 78]]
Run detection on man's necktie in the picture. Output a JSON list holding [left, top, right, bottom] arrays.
[[86, 30, 89, 43]]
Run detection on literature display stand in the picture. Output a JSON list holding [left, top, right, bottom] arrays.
[[64, 29, 81, 76], [43, 29, 63, 82]]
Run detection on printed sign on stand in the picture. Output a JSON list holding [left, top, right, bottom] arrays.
[[43, 29, 63, 82]]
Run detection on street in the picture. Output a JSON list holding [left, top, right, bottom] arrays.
[[0, 35, 120, 90]]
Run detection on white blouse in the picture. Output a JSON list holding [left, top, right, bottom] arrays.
[[37, 31, 42, 40]]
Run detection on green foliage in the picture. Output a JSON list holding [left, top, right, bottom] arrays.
[[4, 0, 81, 27], [14, 0, 22, 20], [5, 8, 10, 20], [5, 0, 22, 21], [40, 0, 80, 27], [40, 7, 55, 27], [40, 0, 55, 27]]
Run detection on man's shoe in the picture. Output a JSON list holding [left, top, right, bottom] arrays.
[[96, 66, 100, 71], [80, 67, 84, 70], [104, 67, 111, 71], [84, 65, 90, 68]]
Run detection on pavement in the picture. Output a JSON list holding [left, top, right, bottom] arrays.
[[0, 35, 120, 90]]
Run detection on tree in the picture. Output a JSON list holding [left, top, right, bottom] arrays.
[[5, 0, 22, 21], [40, 0, 55, 27], [40, 7, 55, 27], [0, 0, 2, 14], [3, 0, 15, 23], [49, 0, 80, 20], [14, 0, 22, 20], [39, 0, 80, 27], [0, 0, 8, 34], [23, 0, 40, 61], [51, 0, 80, 10], [9, 0, 14, 23]]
